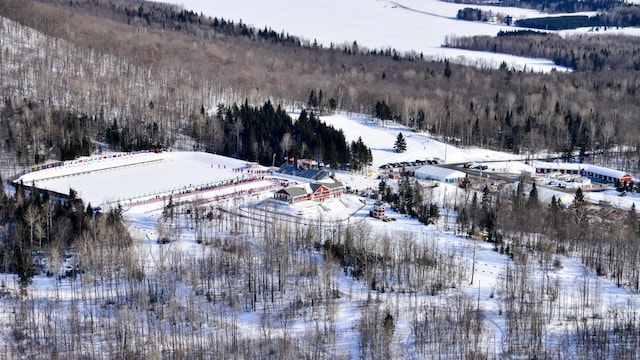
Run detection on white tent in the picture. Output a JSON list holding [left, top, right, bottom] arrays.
[[414, 165, 465, 184]]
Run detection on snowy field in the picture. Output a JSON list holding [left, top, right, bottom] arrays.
[[158, 0, 574, 72], [318, 112, 525, 168], [17, 151, 272, 212]]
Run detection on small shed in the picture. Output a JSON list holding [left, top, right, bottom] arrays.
[[414, 165, 465, 184]]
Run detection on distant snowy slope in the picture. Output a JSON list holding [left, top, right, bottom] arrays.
[[160, 0, 569, 72]]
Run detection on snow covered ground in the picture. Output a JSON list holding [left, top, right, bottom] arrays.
[[158, 0, 574, 72], [9, 112, 640, 357], [319, 112, 525, 168], [17, 151, 272, 211]]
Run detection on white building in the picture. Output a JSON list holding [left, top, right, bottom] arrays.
[[534, 161, 632, 185], [414, 165, 465, 185]]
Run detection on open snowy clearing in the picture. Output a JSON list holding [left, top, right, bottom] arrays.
[[159, 0, 574, 72], [17, 151, 271, 211], [317, 111, 525, 167]]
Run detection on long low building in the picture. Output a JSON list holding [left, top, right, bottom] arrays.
[[534, 161, 632, 184], [414, 165, 465, 185]]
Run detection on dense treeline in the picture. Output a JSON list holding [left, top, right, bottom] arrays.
[[515, 15, 599, 30], [0, 99, 97, 164], [0, 0, 640, 174], [379, 178, 440, 225], [189, 101, 355, 167], [0, 97, 164, 166], [0, 178, 130, 285], [0, 91, 359, 178], [456, 7, 491, 22], [445, 0, 624, 13], [515, 7, 640, 30], [446, 30, 640, 72], [0, 94, 358, 169]]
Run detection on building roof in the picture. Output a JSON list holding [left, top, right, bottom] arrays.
[[323, 180, 343, 189], [414, 165, 465, 181], [310, 183, 328, 193], [534, 161, 586, 171], [583, 164, 630, 179], [277, 164, 331, 181], [278, 180, 342, 198], [277, 186, 308, 197], [534, 161, 630, 179]]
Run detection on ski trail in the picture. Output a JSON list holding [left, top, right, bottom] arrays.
[[380, 0, 457, 20]]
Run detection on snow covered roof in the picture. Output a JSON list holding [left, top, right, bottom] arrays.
[[414, 165, 465, 181], [534, 161, 586, 171], [277, 186, 308, 197], [534, 161, 631, 180], [583, 164, 630, 179], [279, 180, 343, 197], [323, 180, 344, 189], [277, 164, 331, 181]]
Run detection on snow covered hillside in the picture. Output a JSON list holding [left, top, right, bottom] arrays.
[[319, 112, 524, 167], [159, 0, 571, 72]]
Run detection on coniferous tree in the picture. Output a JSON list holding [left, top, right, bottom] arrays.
[[514, 178, 526, 209], [307, 89, 318, 109], [378, 180, 387, 195], [328, 98, 337, 111], [572, 187, 588, 224], [375, 101, 393, 120], [350, 136, 373, 172], [394, 132, 407, 153], [444, 59, 452, 78], [528, 181, 539, 208]]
